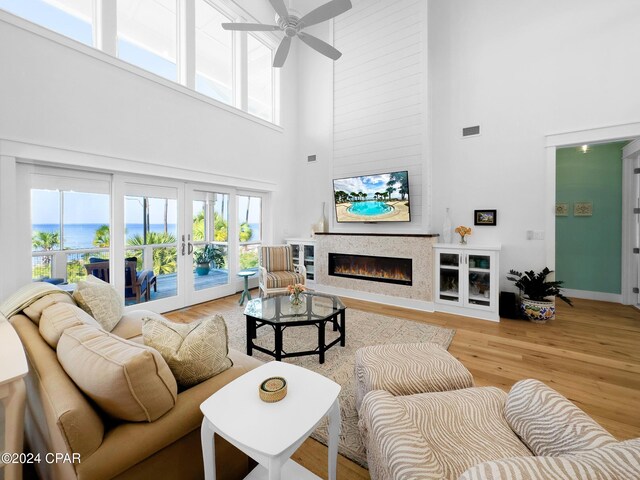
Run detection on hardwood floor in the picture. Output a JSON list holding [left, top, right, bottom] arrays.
[[167, 293, 640, 480]]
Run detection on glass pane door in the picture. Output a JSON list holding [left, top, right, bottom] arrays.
[[30, 172, 110, 287], [468, 254, 491, 307], [124, 194, 178, 306], [191, 192, 229, 292], [439, 252, 460, 303]]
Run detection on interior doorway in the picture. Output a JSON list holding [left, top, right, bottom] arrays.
[[545, 123, 640, 306], [555, 142, 627, 302]]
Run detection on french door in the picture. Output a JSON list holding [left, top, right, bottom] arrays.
[[116, 178, 263, 312], [185, 187, 237, 305]]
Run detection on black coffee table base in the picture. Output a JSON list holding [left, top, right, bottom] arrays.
[[246, 310, 346, 364]]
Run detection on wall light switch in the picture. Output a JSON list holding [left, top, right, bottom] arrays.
[[526, 230, 534, 240]]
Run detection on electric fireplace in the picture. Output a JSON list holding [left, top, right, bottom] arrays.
[[328, 253, 412, 286]]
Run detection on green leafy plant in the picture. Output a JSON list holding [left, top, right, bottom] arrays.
[[194, 244, 225, 268], [507, 268, 573, 306]]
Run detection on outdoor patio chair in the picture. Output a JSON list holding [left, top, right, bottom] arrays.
[[84, 259, 154, 302]]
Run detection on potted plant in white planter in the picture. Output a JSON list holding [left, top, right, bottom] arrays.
[[507, 267, 572, 323]]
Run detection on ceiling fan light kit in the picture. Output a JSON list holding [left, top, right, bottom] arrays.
[[221, 0, 352, 68]]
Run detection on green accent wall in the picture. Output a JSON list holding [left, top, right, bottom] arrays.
[[556, 142, 626, 294]]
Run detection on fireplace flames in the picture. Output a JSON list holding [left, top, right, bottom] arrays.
[[328, 253, 412, 286], [332, 264, 411, 282]]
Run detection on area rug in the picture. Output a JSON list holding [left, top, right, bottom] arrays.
[[200, 304, 455, 468]]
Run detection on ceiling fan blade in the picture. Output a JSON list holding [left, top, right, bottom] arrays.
[[299, 0, 352, 29], [298, 32, 342, 60], [269, 0, 290, 20], [273, 36, 292, 68], [221, 23, 280, 31]]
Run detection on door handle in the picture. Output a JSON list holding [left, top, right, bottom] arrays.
[[181, 235, 185, 256], [187, 234, 193, 255]]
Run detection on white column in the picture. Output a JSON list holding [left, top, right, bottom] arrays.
[[0, 157, 19, 302], [178, 0, 195, 89], [94, 0, 117, 55]]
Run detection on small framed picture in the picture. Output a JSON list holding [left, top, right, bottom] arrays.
[[474, 209, 497, 226], [574, 202, 593, 216], [555, 203, 569, 216]]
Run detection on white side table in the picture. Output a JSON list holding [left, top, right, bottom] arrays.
[[200, 361, 341, 480], [0, 317, 28, 480]]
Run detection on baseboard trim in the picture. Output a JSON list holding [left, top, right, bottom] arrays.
[[564, 289, 622, 303], [312, 284, 435, 313]]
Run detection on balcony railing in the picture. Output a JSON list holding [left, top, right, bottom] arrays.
[[31, 244, 179, 283]]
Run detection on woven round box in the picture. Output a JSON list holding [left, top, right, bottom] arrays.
[[259, 376, 287, 403]]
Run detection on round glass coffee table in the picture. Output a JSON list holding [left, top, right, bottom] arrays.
[[243, 292, 346, 364]]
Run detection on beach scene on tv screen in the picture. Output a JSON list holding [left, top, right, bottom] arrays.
[[333, 171, 410, 222]]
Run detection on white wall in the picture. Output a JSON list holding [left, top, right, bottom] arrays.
[[295, 0, 640, 289], [429, 0, 640, 285], [292, 0, 430, 237]]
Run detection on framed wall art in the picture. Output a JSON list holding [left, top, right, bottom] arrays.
[[474, 209, 497, 226], [574, 202, 593, 217]]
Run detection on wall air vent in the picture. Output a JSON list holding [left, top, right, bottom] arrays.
[[307, 154, 317, 163], [462, 125, 481, 138]]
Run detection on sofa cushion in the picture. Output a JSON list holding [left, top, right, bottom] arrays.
[[57, 325, 177, 422], [260, 245, 294, 272], [73, 275, 123, 332], [505, 379, 617, 456], [22, 292, 76, 325], [354, 342, 474, 411], [265, 271, 306, 289], [360, 388, 532, 480], [142, 315, 232, 388], [39, 302, 101, 348], [111, 310, 166, 341], [458, 438, 640, 480]]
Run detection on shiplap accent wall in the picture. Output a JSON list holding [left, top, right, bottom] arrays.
[[333, 0, 427, 229]]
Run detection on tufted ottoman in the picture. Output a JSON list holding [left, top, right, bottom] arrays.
[[355, 342, 474, 411]]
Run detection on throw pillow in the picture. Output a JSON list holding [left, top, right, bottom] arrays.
[[73, 275, 123, 332], [57, 324, 178, 422], [142, 315, 232, 388], [22, 292, 76, 325], [39, 302, 101, 348]]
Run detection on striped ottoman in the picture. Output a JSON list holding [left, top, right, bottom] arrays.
[[355, 343, 474, 411]]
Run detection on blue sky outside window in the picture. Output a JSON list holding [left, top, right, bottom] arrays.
[[118, 39, 176, 82], [0, 0, 92, 46]]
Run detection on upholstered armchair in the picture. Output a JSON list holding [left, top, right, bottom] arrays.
[[359, 378, 640, 479], [258, 245, 306, 297]]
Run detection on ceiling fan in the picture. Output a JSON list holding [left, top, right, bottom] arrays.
[[222, 0, 352, 68]]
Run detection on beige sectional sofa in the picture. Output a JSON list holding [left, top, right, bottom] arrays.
[[9, 295, 262, 480]]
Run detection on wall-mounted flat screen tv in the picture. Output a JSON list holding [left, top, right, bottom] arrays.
[[333, 170, 411, 223]]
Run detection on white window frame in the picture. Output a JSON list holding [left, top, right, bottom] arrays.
[[0, 0, 281, 126]]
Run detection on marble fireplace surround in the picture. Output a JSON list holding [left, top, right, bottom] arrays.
[[314, 233, 439, 311]]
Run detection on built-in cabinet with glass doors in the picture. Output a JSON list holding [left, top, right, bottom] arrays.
[[434, 244, 501, 321], [286, 239, 316, 284]]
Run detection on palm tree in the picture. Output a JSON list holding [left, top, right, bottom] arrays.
[[387, 171, 409, 200], [239, 223, 253, 242], [385, 186, 396, 201], [92, 225, 110, 248], [127, 232, 177, 275], [32, 230, 60, 251], [32, 231, 60, 265]]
